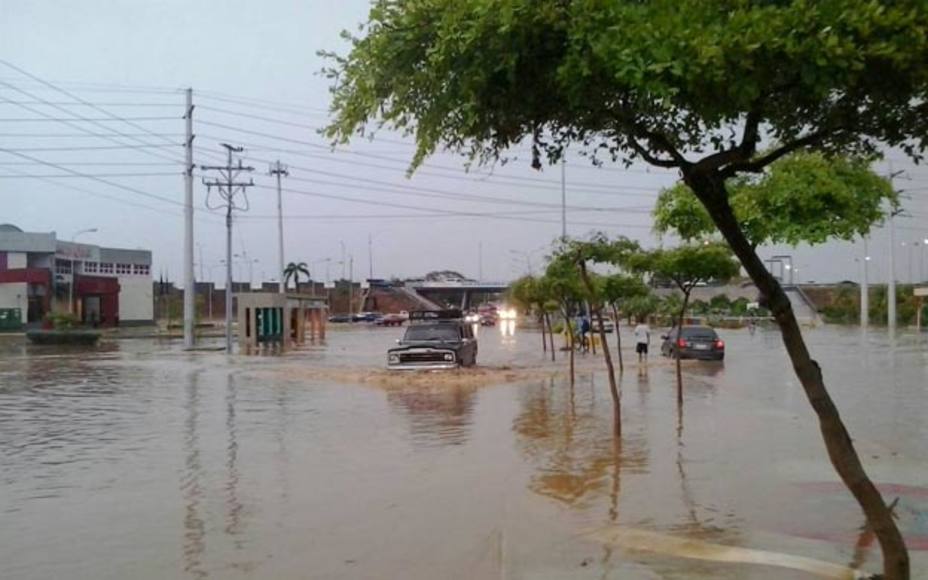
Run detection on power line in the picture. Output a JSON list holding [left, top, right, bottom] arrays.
[[0, 171, 180, 178], [196, 119, 670, 191], [0, 132, 181, 138], [0, 143, 181, 152], [0, 116, 178, 122]]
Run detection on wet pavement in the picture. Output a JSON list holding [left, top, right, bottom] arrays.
[[0, 324, 926, 579]]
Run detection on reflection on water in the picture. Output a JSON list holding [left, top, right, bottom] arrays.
[[512, 377, 648, 508], [386, 383, 477, 447], [181, 370, 207, 580]]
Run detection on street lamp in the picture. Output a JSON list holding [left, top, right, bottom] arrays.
[[69, 228, 98, 314]]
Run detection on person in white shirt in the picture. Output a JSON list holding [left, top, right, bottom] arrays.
[[633, 319, 651, 362]]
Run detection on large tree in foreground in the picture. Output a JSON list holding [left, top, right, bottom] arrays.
[[324, 2, 927, 576]]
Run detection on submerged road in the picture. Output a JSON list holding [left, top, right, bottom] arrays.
[[0, 325, 926, 579]]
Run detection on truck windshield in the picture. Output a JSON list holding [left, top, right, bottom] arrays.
[[403, 325, 459, 342]]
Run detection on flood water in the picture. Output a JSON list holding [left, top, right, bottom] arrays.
[[1, 324, 926, 579]]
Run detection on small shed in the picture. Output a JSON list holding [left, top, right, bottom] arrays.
[[236, 292, 327, 350]]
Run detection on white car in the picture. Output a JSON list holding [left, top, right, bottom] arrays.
[[594, 317, 615, 333]]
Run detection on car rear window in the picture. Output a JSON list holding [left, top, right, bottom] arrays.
[[682, 327, 718, 340]]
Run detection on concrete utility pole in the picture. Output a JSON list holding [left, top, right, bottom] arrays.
[[368, 233, 373, 280], [478, 241, 483, 281], [560, 157, 567, 239], [889, 213, 897, 332], [183, 88, 196, 349], [348, 254, 354, 319], [340, 240, 346, 280], [201, 143, 254, 353], [269, 160, 288, 294], [861, 237, 870, 327]]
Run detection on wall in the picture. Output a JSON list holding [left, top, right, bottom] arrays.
[[0, 282, 28, 312], [6, 252, 26, 269], [118, 276, 153, 322]]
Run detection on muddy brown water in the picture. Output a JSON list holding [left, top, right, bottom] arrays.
[[0, 324, 926, 579]]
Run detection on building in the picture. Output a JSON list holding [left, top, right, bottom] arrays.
[[0, 224, 153, 329]]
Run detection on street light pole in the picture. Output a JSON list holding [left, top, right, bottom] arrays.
[[861, 238, 870, 327], [69, 228, 98, 315]]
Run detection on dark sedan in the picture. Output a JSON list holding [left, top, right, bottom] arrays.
[[660, 326, 725, 361]]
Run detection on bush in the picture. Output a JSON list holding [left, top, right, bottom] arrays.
[[45, 311, 80, 330]]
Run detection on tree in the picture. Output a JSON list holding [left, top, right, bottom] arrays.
[[509, 275, 554, 359], [324, 3, 926, 575], [653, 152, 897, 247], [283, 262, 311, 290], [543, 256, 584, 385], [601, 273, 650, 373], [633, 243, 739, 401]]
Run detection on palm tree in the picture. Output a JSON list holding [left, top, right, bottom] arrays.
[[283, 262, 311, 291]]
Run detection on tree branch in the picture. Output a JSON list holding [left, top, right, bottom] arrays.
[[722, 129, 835, 177], [626, 136, 682, 168], [694, 107, 763, 173]]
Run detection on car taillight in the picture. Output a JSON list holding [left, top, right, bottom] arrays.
[[677, 338, 688, 348], [714, 339, 725, 349]]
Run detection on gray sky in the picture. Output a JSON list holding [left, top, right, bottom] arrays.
[[3, 0, 928, 286]]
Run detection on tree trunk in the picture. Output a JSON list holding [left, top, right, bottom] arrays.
[[611, 303, 624, 373], [562, 307, 575, 385], [545, 312, 556, 362], [675, 290, 691, 407], [687, 170, 909, 580], [539, 312, 547, 354], [579, 263, 621, 437], [588, 301, 597, 355]]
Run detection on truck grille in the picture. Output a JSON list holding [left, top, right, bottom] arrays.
[[399, 352, 449, 363]]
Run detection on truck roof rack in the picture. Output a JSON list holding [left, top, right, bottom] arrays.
[[408, 309, 463, 323]]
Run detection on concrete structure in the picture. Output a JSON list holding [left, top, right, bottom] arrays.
[[0, 224, 152, 329], [236, 292, 327, 350]]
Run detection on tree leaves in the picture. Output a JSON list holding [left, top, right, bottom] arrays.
[[653, 152, 898, 246]]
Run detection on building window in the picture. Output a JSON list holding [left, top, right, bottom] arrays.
[[116, 263, 132, 275], [84, 261, 98, 274], [56, 259, 72, 274], [133, 264, 150, 276], [99, 262, 114, 275]]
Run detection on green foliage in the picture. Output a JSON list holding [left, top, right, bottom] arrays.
[[624, 294, 659, 321], [653, 152, 898, 245], [284, 262, 311, 288], [324, 1, 928, 172], [633, 243, 740, 293], [709, 293, 732, 312], [46, 311, 80, 330], [543, 254, 584, 307]]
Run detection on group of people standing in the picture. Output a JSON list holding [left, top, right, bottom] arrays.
[[570, 312, 652, 363]]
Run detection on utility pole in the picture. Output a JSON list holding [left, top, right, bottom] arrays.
[[201, 143, 254, 353], [340, 240, 346, 280], [861, 237, 870, 327], [368, 233, 373, 280], [478, 241, 483, 281], [183, 88, 196, 349], [269, 160, 288, 294], [560, 157, 567, 239], [348, 255, 354, 319], [889, 213, 897, 332]]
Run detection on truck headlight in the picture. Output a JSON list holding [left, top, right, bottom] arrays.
[[443, 353, 454, 361], [388, 354, 400, 364]]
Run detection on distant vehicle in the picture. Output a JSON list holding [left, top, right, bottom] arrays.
[[353, 311, 382, 322], [463, 311, 481, 324], [660, 326, 725, 361], [328, 314, 352, 323], [479, 313, 497, 327], [387, 310, 478, 370], [375, 313, 406, 327], [593, 317, 615, 333]]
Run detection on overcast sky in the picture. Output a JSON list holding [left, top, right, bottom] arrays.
[[3, 0, 928, 287]]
